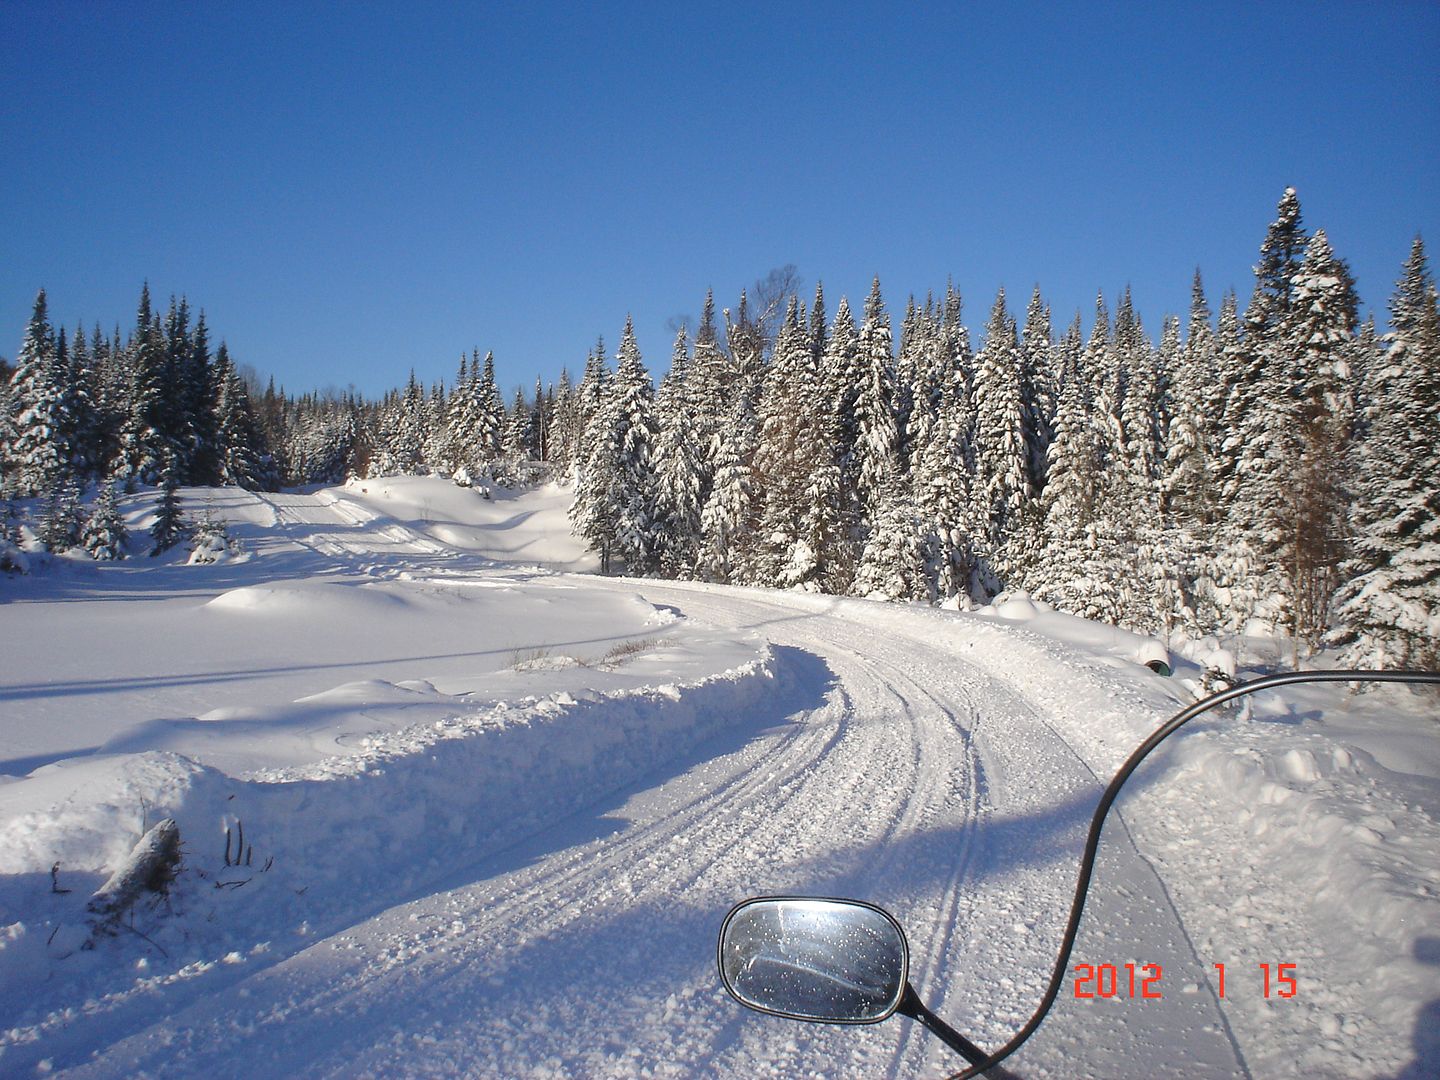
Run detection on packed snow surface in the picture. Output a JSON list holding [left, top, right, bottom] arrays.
[[0, 476, 1435, 1078]]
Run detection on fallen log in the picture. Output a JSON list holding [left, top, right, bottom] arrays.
[[86, 818, 181, 932]]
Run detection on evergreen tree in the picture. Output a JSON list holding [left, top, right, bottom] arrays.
[[1277, 228, 1360, 653], [852, 469, 933, 602], [652, 328, 704, 576], [476, 352, 505, 463], [571, 320, 658, 573], [83, 479, 128, 560], [1020, 286, 1055, 495], [852, 278, 899, 532], [39, 474, 82, 553], [150, 453, 186, 555], [971, 289, 1033, 594], [752, 298, 831, 588], [7, 289, 74, 496], [1331, 236, 1439, 666], [697, 399, 755, 584], [113, 284, 168, 488]]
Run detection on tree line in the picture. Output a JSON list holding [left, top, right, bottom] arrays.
[[564, 189, 1437, 668], [3, 189, 1436, 667]]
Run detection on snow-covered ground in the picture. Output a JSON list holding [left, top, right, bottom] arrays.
[[0, 477, 1435, 1078]]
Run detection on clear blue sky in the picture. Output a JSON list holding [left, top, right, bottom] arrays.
[[3, 2, 1437, 399]]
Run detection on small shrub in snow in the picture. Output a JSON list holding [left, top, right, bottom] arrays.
[[188, 507, 240, 564]]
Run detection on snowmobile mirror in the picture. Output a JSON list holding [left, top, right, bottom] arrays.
[[717, 897, 909, 1024]]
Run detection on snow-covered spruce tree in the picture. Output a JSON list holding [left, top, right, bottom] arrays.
[[546, 367, 579, 476], [83, 479, 128, 560], [970, 288, 1032, 596], [64, 324, 98, 480], [570, 319, 659, 574], [686, 292, 728, 508], [607, 318, 660, 572], [149, 454, 185, 556], [112, 285, 169, 489], [752, 297, 839, 590], [443, 353, 481, 476], [503, 384, 535, 464], [697, 400, 755, 585], [1329, 236, 1440, 667], [391, 371, 428, 475], [212, 343, 275, 489], [39, 474, 82, 553], [1279, 228, 1360, 654], [476, 352, 505, 466], [1218, 189, 1312, 637], [1032, 312, 1109, 620], [1020, 286, 1055, 497], [820, 295, 864, 585], [652, 328, 704, 577], [851, 278, 900, 539], [852, 468, 934, 602], [7, 289, 75, 497]]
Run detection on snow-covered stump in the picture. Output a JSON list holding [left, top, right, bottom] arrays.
[[86, 818, 181, 936]]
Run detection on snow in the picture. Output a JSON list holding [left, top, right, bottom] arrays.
[[1, 477, 1436, 1078]]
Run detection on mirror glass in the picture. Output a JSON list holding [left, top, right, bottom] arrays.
[[718, 897, 909, 1024]]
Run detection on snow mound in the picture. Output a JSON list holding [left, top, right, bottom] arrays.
[[205, 582, 409, 617]]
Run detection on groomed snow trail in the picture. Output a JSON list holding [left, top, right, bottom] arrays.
[[64, 578, 1244, 1078]]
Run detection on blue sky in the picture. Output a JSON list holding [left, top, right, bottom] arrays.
[[3, 2, 1437, 399]]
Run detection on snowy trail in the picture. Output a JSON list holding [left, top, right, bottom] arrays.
[[65, 580, 1244, 1078]]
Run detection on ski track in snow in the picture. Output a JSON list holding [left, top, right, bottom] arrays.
[[1, 480, 1433, 1078]]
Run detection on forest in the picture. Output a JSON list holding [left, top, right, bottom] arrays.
[[3, 188, 1437, 669]]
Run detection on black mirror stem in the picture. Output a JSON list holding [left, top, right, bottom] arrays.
[[896, 983, 993, 1069]]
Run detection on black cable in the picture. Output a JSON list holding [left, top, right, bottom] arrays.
[[946, 669, 1440, 1079]]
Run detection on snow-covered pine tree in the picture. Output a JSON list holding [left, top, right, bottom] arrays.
[[83, 479, 129, 560], [65, 323, 98, 480], [970, 288, 1032, 596], [504, 384, 534, 464], [687, 292, 728, 508], [443, 353, 479, 476], [186, 311, 221, 485], [652, 328, 704, 577], [113, 285, 168, 489], [546, 367, 579, 476], [476, 352, 505, 465], [852, 467, 933, 602], [752, 297, 832, 589], [1032, 311, 1107, 619], [819, 295, 864, 583], [6, 289, 74, 497], [39, 473, 82, 553], [1219, 190, 1313, 637], [852, 278, 900, 536], [570, 320, 659, 574], [389, 370, 427, 475], [697, 399, 755, 585], [1330, 236, 1440, 667], [1277, 228, 1360, 653], [1020, 286, 1055, 496], [608, 318, 660, 572], [532, 376, 548, 462], [149, 452, 185, 556]]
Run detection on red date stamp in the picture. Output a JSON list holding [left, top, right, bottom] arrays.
[[1071, 962, 1298, 1000]]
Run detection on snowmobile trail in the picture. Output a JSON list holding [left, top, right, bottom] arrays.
[[66, 580, 1243, 1078]]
